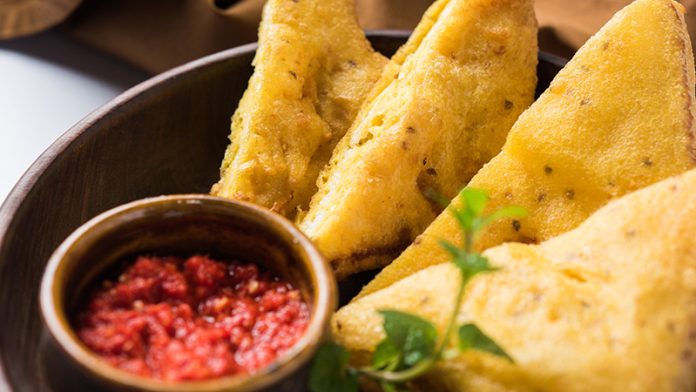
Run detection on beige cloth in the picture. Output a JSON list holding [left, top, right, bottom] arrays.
[[49, 0, 696, 73]]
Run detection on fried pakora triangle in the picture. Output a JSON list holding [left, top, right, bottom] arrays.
[[335, 168, 696, 391], [360, 0, 696, 297], [211, 0, 387, 217], [299, 0, 538, 278]]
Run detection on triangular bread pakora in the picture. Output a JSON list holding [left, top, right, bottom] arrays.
[[211, 0, 387, 217], [298, 0, 538, 278], [360, 0, 696, 297], [334, 168, 696, 391]]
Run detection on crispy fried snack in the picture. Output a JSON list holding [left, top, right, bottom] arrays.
[[211, 0, 387, 217], [361, 0, 696, 296], [335, 168, 696, 391], [299, 0, 538, 278]]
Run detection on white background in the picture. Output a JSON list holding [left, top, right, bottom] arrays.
[[0, 30, 147, 202]]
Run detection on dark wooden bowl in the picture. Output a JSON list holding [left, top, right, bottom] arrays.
[[0, 31, 566, 391]]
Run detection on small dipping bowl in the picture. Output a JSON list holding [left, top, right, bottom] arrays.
[[39, 195, 336, 392]]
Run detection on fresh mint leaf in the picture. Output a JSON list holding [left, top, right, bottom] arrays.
[[308, 188, 516, 391], [379, 310, 438, 367], [450, 188, 491, 233], [438, 239, 466, 260], [482, 205, 527, 227], [450, 204, 475, 233], [460, 188, 489, 216], [453, 253, 497, 281], [372, 339, 401, 371], [458, 324, 513, 362], [309, 342, 359, 392], [476, 206, 527, 234]]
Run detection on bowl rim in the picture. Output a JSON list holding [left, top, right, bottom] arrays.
[[39, 194, 337, 391]]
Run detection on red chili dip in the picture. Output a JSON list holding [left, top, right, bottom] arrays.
[[75, 255, 310, 381]]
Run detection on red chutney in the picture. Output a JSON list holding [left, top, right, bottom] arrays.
[[75, 255, 310, 381]]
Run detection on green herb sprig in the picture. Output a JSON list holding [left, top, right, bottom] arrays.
[[309, 188, 525, 392]]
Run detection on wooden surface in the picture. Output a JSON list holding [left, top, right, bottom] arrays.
[[0, 32, 564, 391], [0, 0, 82, 39]]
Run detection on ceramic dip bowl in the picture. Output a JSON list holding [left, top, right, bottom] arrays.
[[39, 194, 336, 392]]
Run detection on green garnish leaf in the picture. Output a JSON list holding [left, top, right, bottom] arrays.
[[458, 323, 513, 362], [438, 239, 466, 260], [480, 205, 528, 229], [372, 339, 401, 371], [378, 310, 438, 367], [441, 239, 497, 281], [309, 342, 360, 392], [309, 188, 520, 391], [450, 188, 490, 232], [454, 253, 498, 281], [460, 188, 489, 216], [450, 204, 474, 233]]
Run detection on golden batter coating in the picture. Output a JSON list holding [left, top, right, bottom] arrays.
[[300, 0, 538, 278], [212, 0, 387, 217], [336, 167, 696, 392], [362, 0, 696, 296]]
